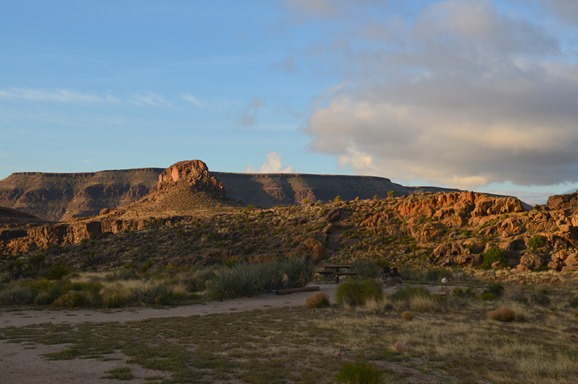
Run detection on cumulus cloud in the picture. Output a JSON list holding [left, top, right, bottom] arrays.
[[245, 152, 295, 173], [537, 0, 578, 24], [291, 0, 578, 188]]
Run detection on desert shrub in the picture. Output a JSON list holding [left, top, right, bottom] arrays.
[[401, 311, 414, 321], [279, 258, 313, 289], [424, 268, 453, 283], [132, 284, 174, 305], [481, 292, 497, 301], [207, 264, 261, 300], [487, 306, 518, 322], [480, 248, 507, 269], [390, 286, 430, 303], [43, 263, 72, 280], [29, 279, 72, 305], [0, 283, 37, 305], [353, 260, 380, 279], [528, 235, 547, 250], [108, 268, 138, 281], [452, 287, 477, 298], [187, 268, 218, 292], [409, 294, 444, 312], [336, 279, 383, 306], [334, 362, 381, 384], [101, 287, 136, 308], [486, 283, 505, 297], [53, 281, 103, 308], [511, 286, 551, 306], [305, 292, 330, 309]]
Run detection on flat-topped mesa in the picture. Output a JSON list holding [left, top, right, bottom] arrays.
[[157, 160, 225, 198]]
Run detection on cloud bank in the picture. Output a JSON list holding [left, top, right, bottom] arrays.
[[288, 0, 578, 189], [246, 152, 295, 173]]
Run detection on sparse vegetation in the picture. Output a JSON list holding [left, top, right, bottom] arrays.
[[1, 283, 577, 383], [481, 247, 507, 269], [336, 279, 383, 306], [334, 362, 381, 384], [305, 292, 330, 308]]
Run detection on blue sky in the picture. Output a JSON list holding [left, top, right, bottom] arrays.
[[2, 0, 578, 204]]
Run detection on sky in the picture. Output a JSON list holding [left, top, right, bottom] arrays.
[[2, 0, 578, 204]]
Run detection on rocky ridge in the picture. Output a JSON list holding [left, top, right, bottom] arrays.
[[1, 165, 447, 222], [2, 160, 578, 277]]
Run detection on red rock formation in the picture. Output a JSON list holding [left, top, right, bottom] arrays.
[[157, 160, 225, 198]]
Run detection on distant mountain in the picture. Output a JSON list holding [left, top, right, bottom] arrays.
[[0, 161, 450, 222]]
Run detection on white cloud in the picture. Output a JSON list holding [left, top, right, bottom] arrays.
[[0, 87, 121, 104], [180, 93, 204, 108], [291, 0, 578, 188], [238, 98, 263, 127], [245, 152, 295, 173], [0, 87, 174, 108], [129, 91, 173, 108]]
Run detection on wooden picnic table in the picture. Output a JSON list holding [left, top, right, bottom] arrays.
[[315, 264, 358, 284]]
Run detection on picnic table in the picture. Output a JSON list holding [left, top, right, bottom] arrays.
[[315, 264, 358, 284]]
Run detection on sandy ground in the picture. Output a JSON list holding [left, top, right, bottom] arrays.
[[0, 284, 340, 384], [0, 283, 447, 383]]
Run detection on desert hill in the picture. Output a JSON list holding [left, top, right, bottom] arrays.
[[0, 164, 448, 222], [2, 159, 578, 281], [0, 206, 42, 225]]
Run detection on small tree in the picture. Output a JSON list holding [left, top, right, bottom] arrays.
[[481, 248, 507, 269]]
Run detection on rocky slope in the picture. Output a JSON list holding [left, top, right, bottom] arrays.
[[2, 159, 577, 277], [0, 166, 443, 222]]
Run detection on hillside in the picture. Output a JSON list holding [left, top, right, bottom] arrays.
[[0, 165, 438, 222]]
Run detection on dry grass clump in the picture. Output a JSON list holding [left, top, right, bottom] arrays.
[[401, 311, 414, 321], [335, 279, 383, 306], [487, 306, 518, 322], [305, 292, 330, 309]]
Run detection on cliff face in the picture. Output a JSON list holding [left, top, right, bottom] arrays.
[[0, 169, 162, 221], [0, 166, 417, 222]]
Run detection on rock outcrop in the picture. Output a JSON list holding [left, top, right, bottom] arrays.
[[547, 192, 578, 210], [157, 160, 225, 198]]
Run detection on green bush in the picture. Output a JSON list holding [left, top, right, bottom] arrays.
[[0, 283, 37, 305], [336, 279, 383, 306], [43, 263, 72, 280], [481, 248, 507, 269], [207, 264, 263, 300], [207, 259, 313, 300], [334, 362, 381, 384], [279, 258, 313, 289], [352, 260, 380, 279], [29, 279, 72, 305], [481, 292, 497, 301], [133, 284, 174, 305], [53, 281, 103, 308], [528, 235, 547, 250], [486, 283, 505, 297]]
